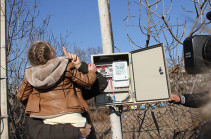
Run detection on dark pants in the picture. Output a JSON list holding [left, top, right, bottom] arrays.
[[25, 112, 96, 139]]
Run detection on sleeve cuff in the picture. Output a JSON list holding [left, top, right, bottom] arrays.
[[180, 95, 186, 104], [78, 62, 88, 73]]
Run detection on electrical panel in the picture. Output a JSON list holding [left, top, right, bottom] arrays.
[[91, 44, 171, 106]]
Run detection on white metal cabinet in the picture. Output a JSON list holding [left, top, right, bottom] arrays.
[[91, 44, 171, 106]]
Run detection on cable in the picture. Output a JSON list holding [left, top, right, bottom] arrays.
[[0, 118, 4, 135], [138, 110, 147, 137]]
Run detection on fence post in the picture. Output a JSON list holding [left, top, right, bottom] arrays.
[[0, 0, 9, 138], [98, 0, 122, 138]]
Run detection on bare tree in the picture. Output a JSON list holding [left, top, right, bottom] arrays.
[[126, 0, 210, 93], [7, 0, 50, 94]]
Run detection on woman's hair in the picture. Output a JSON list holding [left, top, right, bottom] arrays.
[[28, 41, 56, 66]]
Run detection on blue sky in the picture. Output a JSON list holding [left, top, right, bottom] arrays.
[[37, 0, 209, 54], [38, 0, 106, 51], [38, 0, 131, 52]]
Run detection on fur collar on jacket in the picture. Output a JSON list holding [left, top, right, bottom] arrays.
[[25, 57, 69, 89]]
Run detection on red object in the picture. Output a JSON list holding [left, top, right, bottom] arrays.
[[110, 78, 113, 89]]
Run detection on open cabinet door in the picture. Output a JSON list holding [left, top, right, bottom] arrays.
[[131, 44, 171, 102]]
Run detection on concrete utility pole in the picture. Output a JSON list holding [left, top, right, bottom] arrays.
[[98, 0, 114, 54], [0, 0, 9, 138], [98, 0, 122, 138]]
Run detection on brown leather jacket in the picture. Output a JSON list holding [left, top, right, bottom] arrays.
[[17, 57, 96, 119]]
